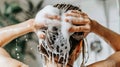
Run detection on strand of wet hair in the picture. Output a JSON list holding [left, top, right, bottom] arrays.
[[81, 38, 89, 67], [84, 38, 89, 64], [53, 4, 82, 12]]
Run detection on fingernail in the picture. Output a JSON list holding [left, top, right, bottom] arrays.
[[65, 19, 69, 22], [65, 13, 68, 16], [69, 28, 74, 32], [71, 10, 76, 13], [71, 10, 74, 12], [53, 15, 57, 19], [57, 16, 60, 20], [39, 34, 45, 39]]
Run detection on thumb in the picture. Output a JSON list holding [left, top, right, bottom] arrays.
[[36, 31, 46, 40]]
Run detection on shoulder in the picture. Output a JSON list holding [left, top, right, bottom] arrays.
[[87, 51, 120, 67]]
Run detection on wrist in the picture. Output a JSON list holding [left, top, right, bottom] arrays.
[[90, 19, 98, 33], [26, 19, 35, 32]]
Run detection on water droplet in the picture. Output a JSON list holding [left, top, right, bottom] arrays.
[[17, 56, 20, 59], [25, 38, 28, 41], [24, 57, 30, 62], [16, 53, 19, 56], [16, 39, 18, 42], [15, 48, 18, 51], [30, 48, 33, 50]]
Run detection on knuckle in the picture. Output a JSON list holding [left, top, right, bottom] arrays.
[[85, 25, 90, 31], [84, 19, 90, 23], [65, 13, 69, 16], [82, 12, 88, 16], [78, 27, 82, 31], [86, 24, 90, 28]]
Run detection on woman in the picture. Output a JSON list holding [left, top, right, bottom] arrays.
[[0, 4, 120, 67]]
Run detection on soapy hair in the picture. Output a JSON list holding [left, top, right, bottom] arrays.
[[53, 4, 89, 67], [37, 4, 89, 67]]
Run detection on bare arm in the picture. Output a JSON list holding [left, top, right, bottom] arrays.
[[91, 20, 120, 51], [65, 10, 120, 51], [86, 20, 120, 67], [65, 10, 120, 67], [0, 19, 35, 47], [0, 13, 59, 47]]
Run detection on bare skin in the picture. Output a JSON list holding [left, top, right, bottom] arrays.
[[0, 14, 59, 67], [0, 9, 120, 67], [36, 10, 120, 67], [66, 10, 120, 67], [66, 10, 120, 51]]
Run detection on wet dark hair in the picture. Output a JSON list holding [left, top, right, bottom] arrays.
[[53, 4, 82, 12]]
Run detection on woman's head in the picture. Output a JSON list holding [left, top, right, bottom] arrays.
[[37, 4, 86, 67]]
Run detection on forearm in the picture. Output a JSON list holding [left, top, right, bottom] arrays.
[[91, 20, 120, 51], [0, 19, 35, 47]]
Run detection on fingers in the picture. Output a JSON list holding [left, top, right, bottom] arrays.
[[65, 10, 91, 33], [65, 18, 90, 25], [65, 10, 89, 25], [39, 34, 45, 39], [45, 14, 60, 20], [35, 13, 60, 31], [36, 31, 46, 39], [69, 24, 90, 32], [65, 13, 81, 17], [66, 11, 88, 18]]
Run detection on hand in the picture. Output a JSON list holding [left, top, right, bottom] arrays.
[[64, 10, 91, 37], [34, 14, 60, 30], [34, 5, 60, 31], [34, 13, 60, 39]]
